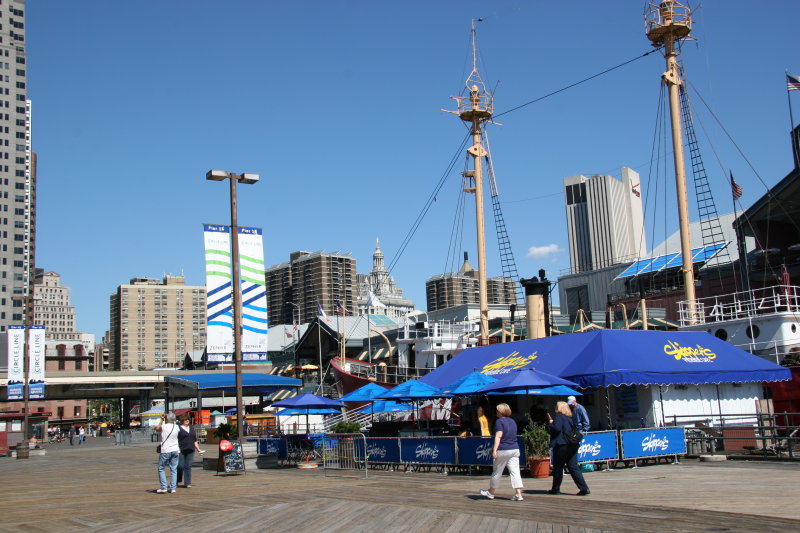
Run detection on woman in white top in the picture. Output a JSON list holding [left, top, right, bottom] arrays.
[[155, 412, 180, 493]]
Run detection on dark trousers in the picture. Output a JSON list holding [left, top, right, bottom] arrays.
[[177, 450, 195, 485], [551, 443, 589, 493]]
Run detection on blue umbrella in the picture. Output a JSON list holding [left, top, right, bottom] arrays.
[[272, 392, 344, 409], [354, 400, 414, 415], [272, 393, 344, 434], [479, 368, 579, 394], [376, 379, 443, 400], [275, 407, 341, 416], [338, 382, 390, 402], [441, 371, 498, 396], [487, 385, 582, 396]]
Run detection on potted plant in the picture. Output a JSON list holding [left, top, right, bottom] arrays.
[[330, 420, 363, 434], [522, 416, 551, 478]]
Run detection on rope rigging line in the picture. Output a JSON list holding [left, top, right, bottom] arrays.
[[443, 155, 469, 275], [387, 132, 471, 275], [686, 79, 800, 240], [494, 48, 661, 119]]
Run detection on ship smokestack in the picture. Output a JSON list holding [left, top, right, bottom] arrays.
[[520, 270, 551, 339]]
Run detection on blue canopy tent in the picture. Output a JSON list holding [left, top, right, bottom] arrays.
[[479, 368, 579, 394], [163, 373, 302, 418], [420, 330, 791, 388], [420, 330, 791, 428], [487, 385, 582, 396]]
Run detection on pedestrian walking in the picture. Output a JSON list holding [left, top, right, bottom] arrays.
[[547, 401, 590, 496], [68, 425, 75, 446], [155, 412, 180, 494], [568, 396, 590, 433], [176, 415, 204, 488], [479, 403, 524, 501], [78, 426, 85, 444]]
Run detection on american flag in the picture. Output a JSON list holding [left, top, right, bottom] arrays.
[[730, 171, 743, 201], [788, 74, 800, 92], [335, 300, 348, 315]]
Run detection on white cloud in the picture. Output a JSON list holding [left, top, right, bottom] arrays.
[[526, 244, 562, 259]]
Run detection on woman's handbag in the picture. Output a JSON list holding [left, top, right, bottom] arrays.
[[564, 419, 584, 445]]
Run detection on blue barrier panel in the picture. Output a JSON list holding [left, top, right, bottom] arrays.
[[621, 427, 686, 459], [400, 437, 456, 464], [355, 437, 401, 463], [257, 437, 288, 459], [576, 431, 619, 463], [456, 437, 494, 465]]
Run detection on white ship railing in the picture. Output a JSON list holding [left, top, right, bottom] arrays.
[[677, 285, 800, 327]]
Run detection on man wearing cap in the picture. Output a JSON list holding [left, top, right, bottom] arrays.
[[568, 396, 590, 433]]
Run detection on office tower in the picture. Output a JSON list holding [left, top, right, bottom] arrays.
[[564, 167, 646, 273], [266, 250, 357, 325], [0, 0, 32, 333], [426, 254, 516, 312], [109, 276, 206, 370]]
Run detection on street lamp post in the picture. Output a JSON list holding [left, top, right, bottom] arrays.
[[206, 169, 260, 442]]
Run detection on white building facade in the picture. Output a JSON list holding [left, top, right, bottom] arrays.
[[565, 167, 646, 274]]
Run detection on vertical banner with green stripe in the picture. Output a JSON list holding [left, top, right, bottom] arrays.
[[237, 227, 269, 361], [204, 224, 234, 362]]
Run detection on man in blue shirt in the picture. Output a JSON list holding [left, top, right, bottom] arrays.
[[568, 396, 590, 433]]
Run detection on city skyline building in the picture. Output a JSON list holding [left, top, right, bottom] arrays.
[[355, 238, 414, 319], [108, 275, 206, 370], [0, 0, 33, 334], [425, 253, 516, 312], [564, 167, 646, 274], [266, 250, 357, 325]]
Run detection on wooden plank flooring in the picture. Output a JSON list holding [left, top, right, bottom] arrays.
[[0, 441, 797, 532]]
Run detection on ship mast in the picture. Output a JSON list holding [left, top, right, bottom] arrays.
[[445, 19, 493, 344], [645, 1, 698, 324]]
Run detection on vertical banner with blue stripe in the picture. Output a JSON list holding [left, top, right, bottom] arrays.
[[28, 325, 45, 399], [204, 224, 234, 363], [237, 227, 268, 361], [6, 325, 24, 400]]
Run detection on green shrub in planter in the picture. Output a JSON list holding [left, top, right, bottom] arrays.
[[521, 416, 551, 458], [330, 421, 363, 434], [216, 423, 237, 440]]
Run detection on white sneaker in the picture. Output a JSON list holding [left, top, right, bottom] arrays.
[[511, 495, 524, 501], [479, 489, 494, 500], [156, 489, 167, 494]]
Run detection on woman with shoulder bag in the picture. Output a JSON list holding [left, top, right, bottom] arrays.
[[547, 401, 590, 496], [176, 415, 204, 488]]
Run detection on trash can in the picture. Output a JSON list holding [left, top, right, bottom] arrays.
[[15, 442, 29, 460]]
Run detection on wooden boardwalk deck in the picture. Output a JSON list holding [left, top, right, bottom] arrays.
[[0, 441, 797, 532]]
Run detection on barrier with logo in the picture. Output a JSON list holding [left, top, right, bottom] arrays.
[[576, 431, 619, 463], [621, 427, 686, 460], [456, 437, 495, 465], [356, 437, 402, 464], [400, 437, 457, 465], [256, 437, 288, 459]]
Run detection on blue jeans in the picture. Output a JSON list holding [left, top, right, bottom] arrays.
[[158, 451, 180, 490], [177, 450, 195, 486]]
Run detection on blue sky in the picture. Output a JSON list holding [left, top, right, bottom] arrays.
[[27, 1, 800, 339]]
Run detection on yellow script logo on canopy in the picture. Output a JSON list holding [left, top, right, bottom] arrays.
[[663, 340, 716, 363], [482, 351, 538, 375]]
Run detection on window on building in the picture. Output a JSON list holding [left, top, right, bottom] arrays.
[[73, 406, 81, 417]]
